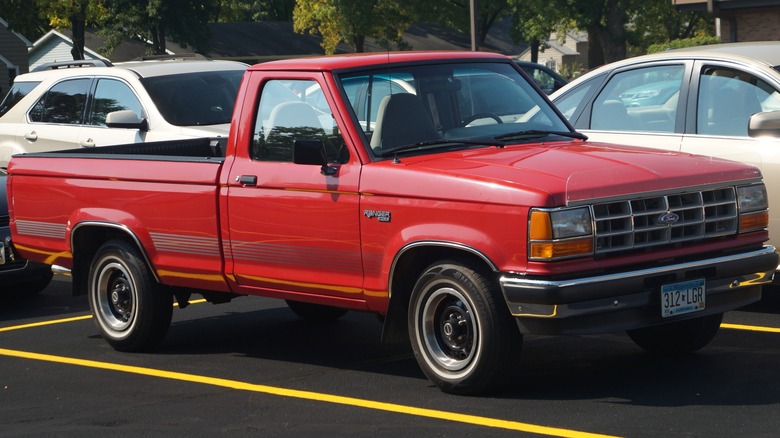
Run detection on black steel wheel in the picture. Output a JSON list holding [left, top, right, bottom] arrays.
[[88, 239, 172, 351], [408, 261, 522, 395], [627, 313, 723, 355]]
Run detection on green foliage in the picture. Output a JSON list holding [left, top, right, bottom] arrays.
[[0, 0, 48, 41], [214, 0, 294, 21], [423, 0, 510, 45], [98, 0, 216, 56], [646, 36, 721, 54], [293, 0, 415, 53]]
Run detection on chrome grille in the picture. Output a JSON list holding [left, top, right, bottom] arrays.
[[593, 187, 738, 254]]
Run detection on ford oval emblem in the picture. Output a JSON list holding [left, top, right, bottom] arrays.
[[658, 212, 680, 224]]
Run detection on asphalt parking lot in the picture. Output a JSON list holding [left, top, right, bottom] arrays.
[[3, 275, 780, 437]]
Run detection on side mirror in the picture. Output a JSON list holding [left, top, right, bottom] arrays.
[[105, 110, 149, 131], [748, 111, 780, 138], [293, 139, 337, 176]]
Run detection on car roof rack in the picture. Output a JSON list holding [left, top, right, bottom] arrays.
[[131, 53, 209, 62], [32, 59, 113, 72]]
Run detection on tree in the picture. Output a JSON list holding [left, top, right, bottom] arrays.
[[0, 0, 48, 42], [293, 0, 415, 54], [39, 0, 94, 60], [213, 0, 295, 21], [421, 0, 511, 47], [508, 0, 568, 63], [98, 0, 217, 56]]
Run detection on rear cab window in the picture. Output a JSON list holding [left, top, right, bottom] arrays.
[[0, 81, 41, 117]]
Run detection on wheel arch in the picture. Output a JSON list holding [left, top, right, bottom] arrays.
[[380, 241, 498, 344], [70, 222, 156, 296]]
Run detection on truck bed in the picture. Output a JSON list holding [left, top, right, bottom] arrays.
[[7, 137, 228, 292]]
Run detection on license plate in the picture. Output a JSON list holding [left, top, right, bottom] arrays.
[[661, 278, 705, 317]]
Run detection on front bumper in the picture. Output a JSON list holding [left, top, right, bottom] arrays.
[[499, 246, 778, 335]]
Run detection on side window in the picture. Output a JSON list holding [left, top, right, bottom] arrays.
[[0, 81, 40, 117], [591, 65, 683, 132], [88, 79, 144, 126], [697, 67, 768, 137], [29, 78, 91, 124], [553, 75, 603, 122], [252, 79, 349, 163]]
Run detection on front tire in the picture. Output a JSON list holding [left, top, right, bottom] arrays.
[[627, 313, 723, 355], [88, 239, 172, 351], [408, 261, 522, 395]]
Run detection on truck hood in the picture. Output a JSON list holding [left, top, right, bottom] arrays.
[[362, 140, 762, 206]]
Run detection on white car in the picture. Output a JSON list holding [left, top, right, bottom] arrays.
[[0, 57, 247, 167], [549, 42, 780, 268]]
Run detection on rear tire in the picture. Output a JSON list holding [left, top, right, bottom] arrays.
[[408, 261, 522, 395], [88, 239, 172, 351], [627, 313, 723, 355]]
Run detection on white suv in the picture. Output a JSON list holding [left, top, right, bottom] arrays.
[[0, 57, 247, 167]]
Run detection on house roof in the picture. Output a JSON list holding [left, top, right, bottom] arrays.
[[30, 29, 106, 60], [40, 28, 195, 62], [0, 16, 33, 47], [517, 32, 587, 59]]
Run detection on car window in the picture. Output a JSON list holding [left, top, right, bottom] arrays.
[[697, 67, 771, 137], [0, 81, 40, 117], [141, 70, 244, 126], [520, 65, 564, 94], [252, 79, 348, 164], [88, 79, 144, 126], [591, 65, 684, 132], [29, 78, 91, 124]]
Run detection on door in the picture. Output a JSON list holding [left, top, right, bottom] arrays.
[[225, 75, 365, 305], [681, 62, 780, 250], [578, 62, 690, 152], [25, 77, 91, 152]]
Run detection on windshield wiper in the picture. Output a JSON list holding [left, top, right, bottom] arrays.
[[377, 138, 506, 158], [494, 130, 588, 141]]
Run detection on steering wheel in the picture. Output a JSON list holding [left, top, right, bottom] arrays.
[[461, 113, 504, 126]]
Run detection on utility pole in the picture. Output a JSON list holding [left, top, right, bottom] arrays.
[[470, 0, 478, 51]]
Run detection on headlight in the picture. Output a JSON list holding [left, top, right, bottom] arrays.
[[737, 184, 769, 232], [529, 207, 594, 260]]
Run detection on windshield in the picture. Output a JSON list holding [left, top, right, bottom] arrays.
[[334, 62, 571, 159], [141, 70, 244, 126]]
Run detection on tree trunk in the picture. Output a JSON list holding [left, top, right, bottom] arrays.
[[601, 0, 627, 63], [586, 26, 604, 69], [152, 25, 167, 55], [69, 1, 88, 60], [353, 35, 365, 53], [530, 39, 539, 63]]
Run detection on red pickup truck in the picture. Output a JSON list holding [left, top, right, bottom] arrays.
[[6, 51, 777, 394]]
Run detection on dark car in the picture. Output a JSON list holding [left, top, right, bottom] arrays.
[[515, 60, 568, 95], [1, 170, 53, 296]]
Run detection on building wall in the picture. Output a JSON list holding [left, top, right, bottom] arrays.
[[0, 25, 28, 96], [718, 7, 780, 42]]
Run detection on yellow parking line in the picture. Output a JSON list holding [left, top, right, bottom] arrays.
[[0, 347, 618, 438], [721, 323, 780, 333], [0, 315, 92, 333], [0, 299, 207, 333]]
